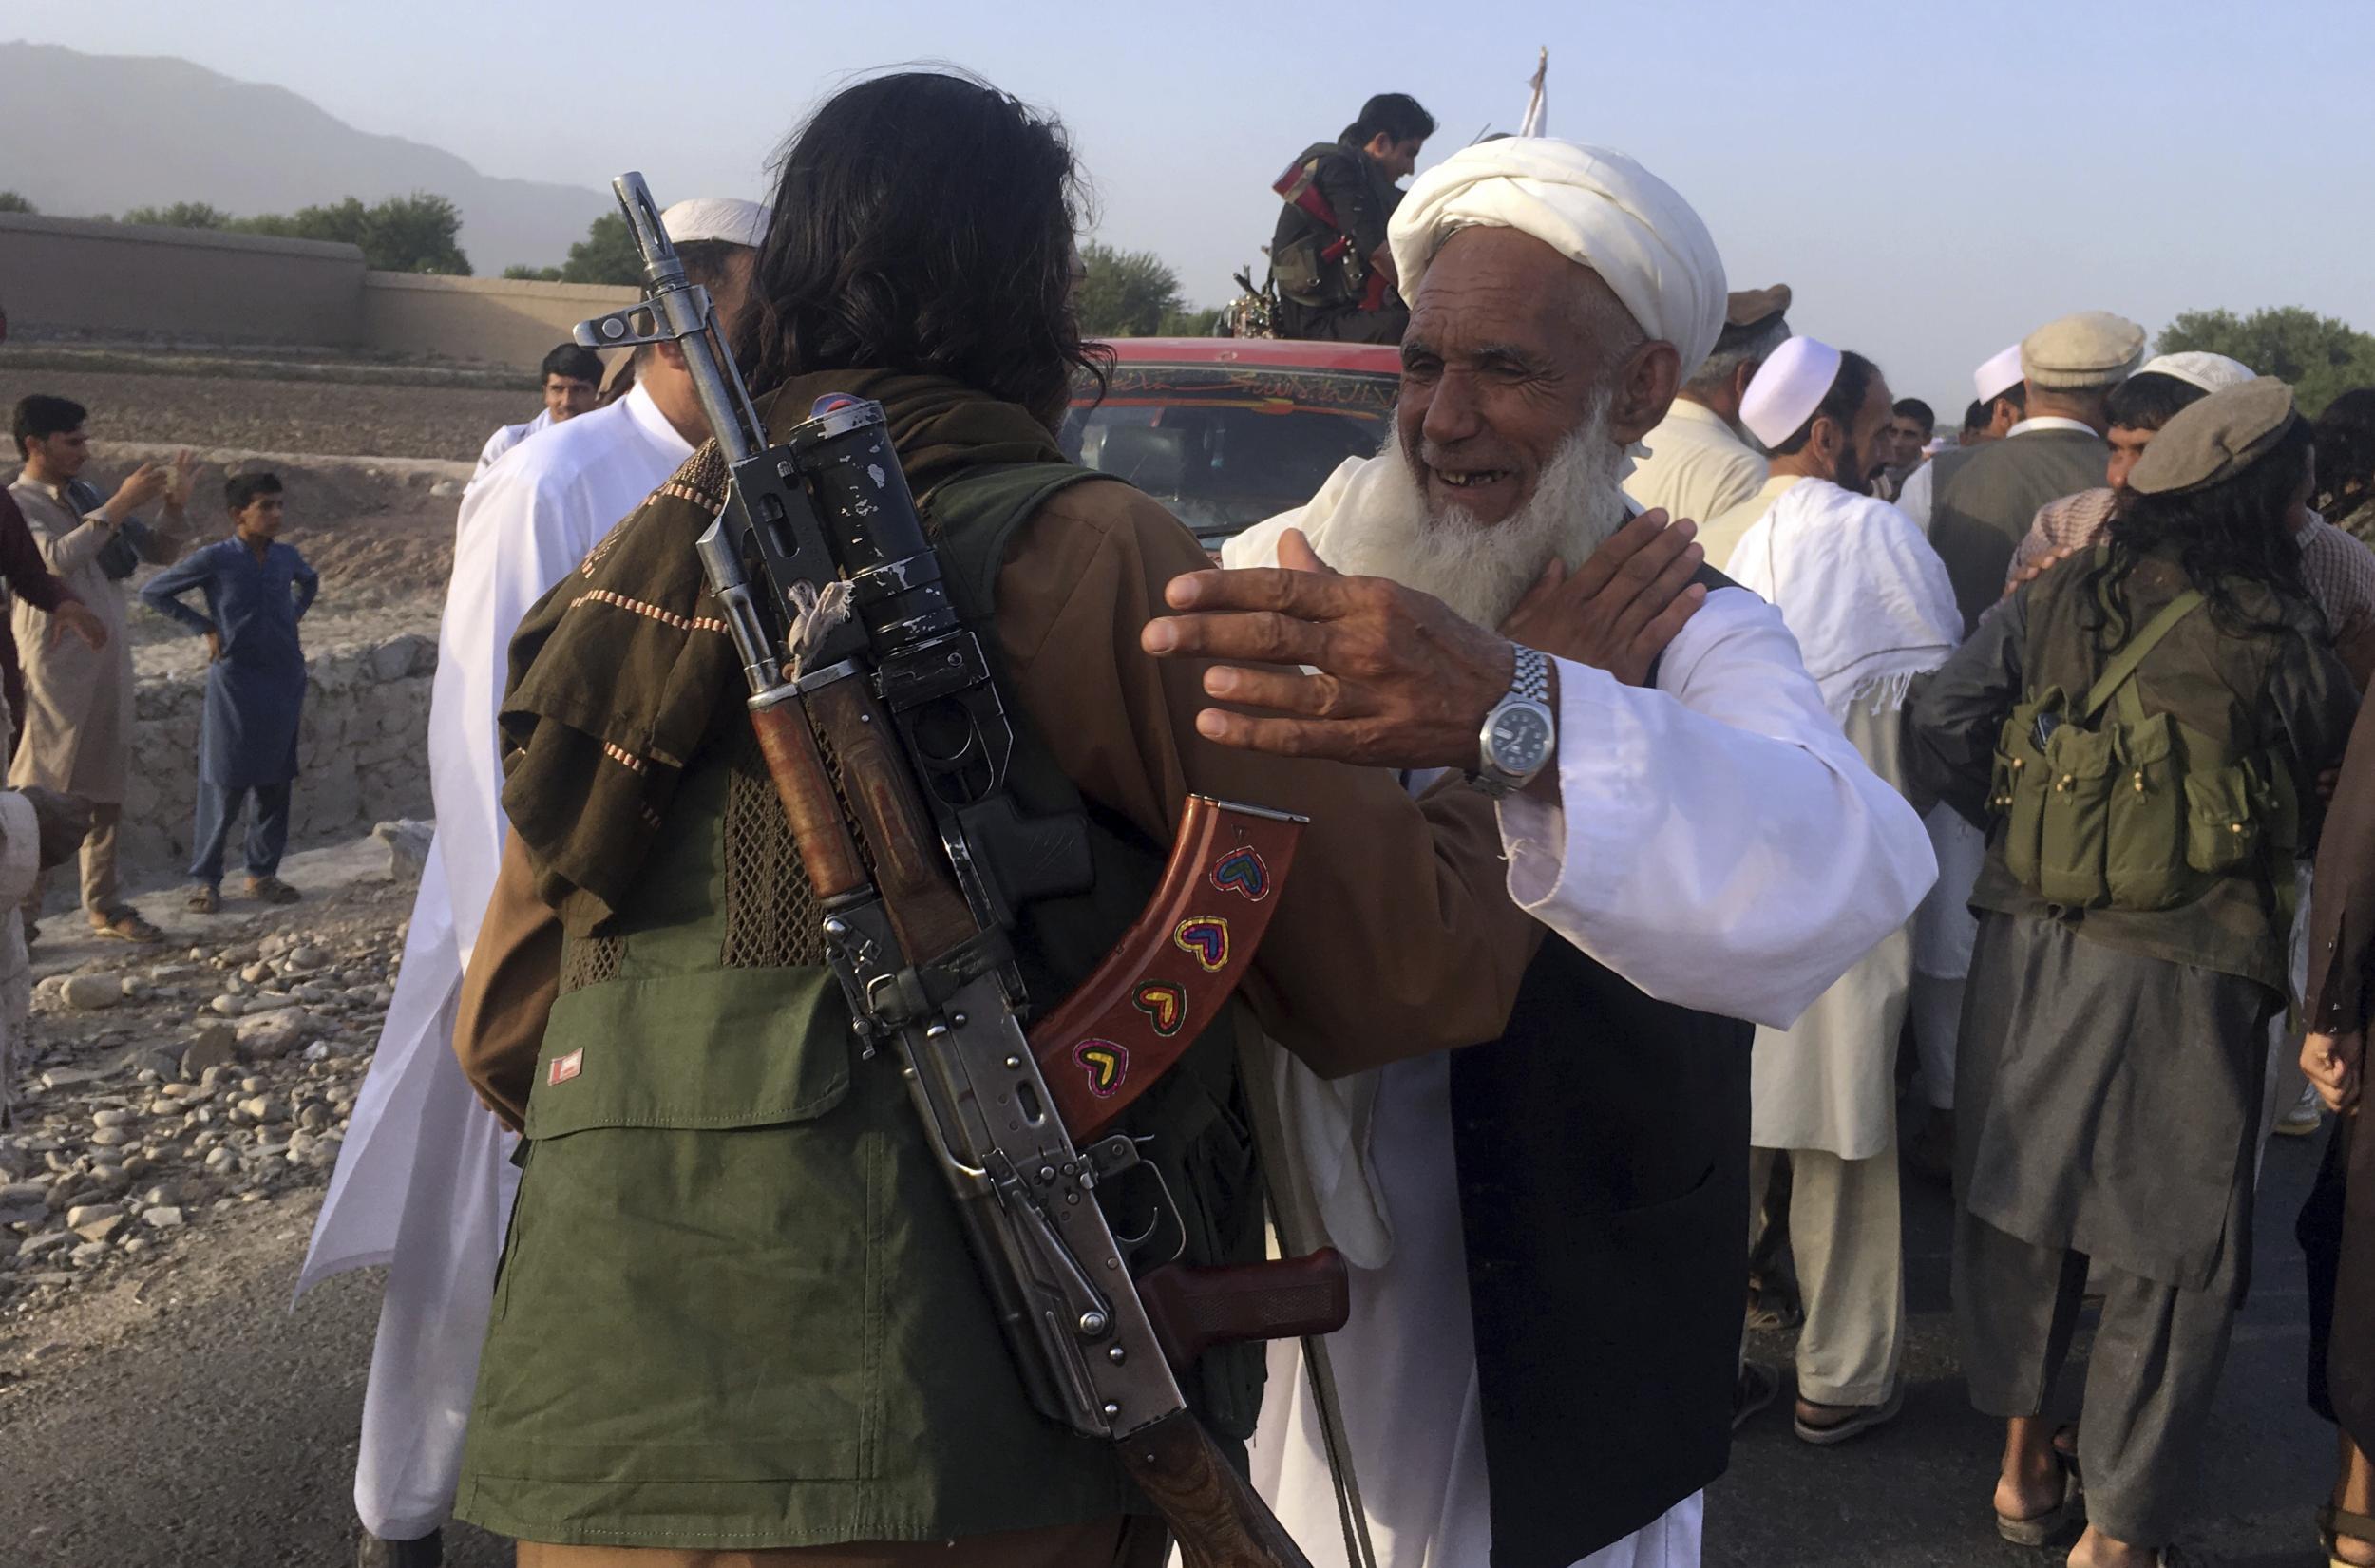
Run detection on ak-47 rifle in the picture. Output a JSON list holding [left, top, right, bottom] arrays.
[[576, 174, 1341, 1568], [1271, 157, 1393, 314]]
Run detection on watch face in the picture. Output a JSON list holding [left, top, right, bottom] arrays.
[[1489, 705, 1553, 776]]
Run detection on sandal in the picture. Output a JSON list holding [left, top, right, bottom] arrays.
[[246, 876, 302, 906], [186, 884, 219, 915], [1996, 1454, 2080, 1546], [91, 910, 163, 943], [1794, 1383, 1905, 1446], [2319, 1502, 2375, 1567]]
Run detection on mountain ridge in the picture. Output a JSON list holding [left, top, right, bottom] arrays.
[[0, 41, 609, 272]]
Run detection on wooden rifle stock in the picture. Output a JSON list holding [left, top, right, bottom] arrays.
[[1121, 1410, 1318, 1568], [801, 677, 979, 963], [748, 699, 865, 899]]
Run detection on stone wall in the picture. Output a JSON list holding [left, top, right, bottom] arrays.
[[120, 633, 435, 884]]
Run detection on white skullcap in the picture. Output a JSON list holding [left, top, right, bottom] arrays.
[[1388, 139, 1728, 377], [2138, 350, 2255, 395], [660, 197, 769, 250], [1974, 344, 2024, 404], [1740, 335, 1842, 449]]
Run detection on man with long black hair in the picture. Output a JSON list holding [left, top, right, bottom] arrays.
[[448, 71, 1542, 1568], [1910, 380, 2361, 1565]]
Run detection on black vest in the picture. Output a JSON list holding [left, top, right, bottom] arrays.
[[1450, 936, 1752, 1568]]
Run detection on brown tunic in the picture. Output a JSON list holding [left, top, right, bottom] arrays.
[[6, 472, 189, 803], [460, 468, 1543, 1125]]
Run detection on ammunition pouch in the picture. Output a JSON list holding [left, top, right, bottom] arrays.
[[1990, 583, 2300, 913]]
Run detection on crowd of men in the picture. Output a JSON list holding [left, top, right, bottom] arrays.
[[10, 70, 2375, 1568]]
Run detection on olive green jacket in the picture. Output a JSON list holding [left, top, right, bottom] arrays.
[[454, 465, 1265, 1551]]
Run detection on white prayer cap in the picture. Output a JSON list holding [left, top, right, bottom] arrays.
[[1740, 335, 1842, 449], [660, 197, 769, 250], [2138, 350, 2255, 395], [1388, 139, 1728, 377], [1973, 344, 2024, 404]]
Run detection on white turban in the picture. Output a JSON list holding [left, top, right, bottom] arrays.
[[1387, 139, 1728, 377]]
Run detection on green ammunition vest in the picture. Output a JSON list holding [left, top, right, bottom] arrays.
[[455, 467, 1266, 1552], [1973, 550, 2306, 992]]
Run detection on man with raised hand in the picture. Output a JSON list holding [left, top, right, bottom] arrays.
[[1176, 139, 1936, 1568]]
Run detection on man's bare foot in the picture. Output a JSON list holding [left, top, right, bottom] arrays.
[[2067, 1524, 2179, 1568], [1994, 1464, 2064, 1529], [1995, 1434, 2071, 1520]]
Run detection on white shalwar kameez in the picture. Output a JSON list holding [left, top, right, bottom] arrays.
[[297, 382, 692, 1540], [473, 406, 553, 477], [1226, 507, 1937, 1568], [1724, 477, 1961, 1159]]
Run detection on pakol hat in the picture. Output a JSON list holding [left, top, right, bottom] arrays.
[[1973, 344, 2024, 405], [2136, 350, 2254, 395], [1725, 284, 1791, 331], [1740, 334, 1843, 449], [659, 197, 769, 250], [2020, 311, 2146, 391], [2125, 376, 2296, 497]]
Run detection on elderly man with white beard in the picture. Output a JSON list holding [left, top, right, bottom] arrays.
[[1163, 139, 1939, 1568]]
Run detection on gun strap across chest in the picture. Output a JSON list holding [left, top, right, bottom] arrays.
[[2078, 586, 2207, 723]]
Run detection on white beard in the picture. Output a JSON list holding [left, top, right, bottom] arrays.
[[1324, 404, 1631, 629]]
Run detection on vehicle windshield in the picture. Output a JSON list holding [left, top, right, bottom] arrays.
[[1062, 361, 1395, 542]]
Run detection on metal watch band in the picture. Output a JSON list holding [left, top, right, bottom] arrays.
[[1510, 644, 1549, 704]]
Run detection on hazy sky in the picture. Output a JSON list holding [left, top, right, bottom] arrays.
[[16, 1, 2375, 408]]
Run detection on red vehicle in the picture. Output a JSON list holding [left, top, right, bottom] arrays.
[[1062, 337, 1401, 551]]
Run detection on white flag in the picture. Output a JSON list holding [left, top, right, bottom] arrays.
[[1520, 46, 1548, 137]]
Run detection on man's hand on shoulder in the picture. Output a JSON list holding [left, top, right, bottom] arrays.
[[1501, 510, 1708, 687], [2002, 544, 2079, 601], [1140, 527, 1515, 768]]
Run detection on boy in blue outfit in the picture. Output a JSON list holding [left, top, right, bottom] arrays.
[[141, 472, 318, 912]]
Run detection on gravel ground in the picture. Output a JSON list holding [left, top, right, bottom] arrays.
[[0, 838, 510, 1568], [0, 362, 538, 464], [0, 1200, 507, 1568]]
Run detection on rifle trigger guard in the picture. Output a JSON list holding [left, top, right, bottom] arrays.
[[1083, 1134, 1141, 1183]]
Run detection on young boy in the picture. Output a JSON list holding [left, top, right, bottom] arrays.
[[140, 472, 318, 912]]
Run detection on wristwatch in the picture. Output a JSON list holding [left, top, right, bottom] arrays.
[[1467, 644, 1556, 797]]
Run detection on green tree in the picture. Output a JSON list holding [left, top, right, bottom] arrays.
[[0, 192, 35, 215], [2157, 307, 2375, 418], [245, 193, 470, 274], [118, 192, 470, 274], [1075, 241, 1188, 337], [1158, 305, 1225, 338], [123, 200, 234, 229], [503, 264, 566, 282], [559, 212, 644, 286]]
